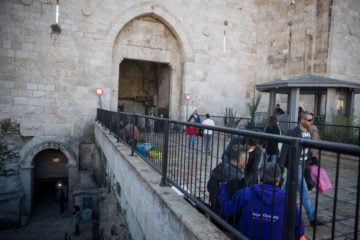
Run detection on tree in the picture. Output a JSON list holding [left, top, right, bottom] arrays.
[[247, 93, 261, 127]]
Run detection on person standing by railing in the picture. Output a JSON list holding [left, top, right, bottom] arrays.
[[202, 113, 215, 154], [186, 116, 198, 150]]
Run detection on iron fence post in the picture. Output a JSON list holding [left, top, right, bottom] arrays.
[[131, 114, 135, 156], [116, 112, 120, 142], [160, 120, 169, 186], [283, 139, 300, 239]]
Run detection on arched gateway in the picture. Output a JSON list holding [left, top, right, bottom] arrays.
[[20, 137, 77, 216], [106, 2, 194, 120]]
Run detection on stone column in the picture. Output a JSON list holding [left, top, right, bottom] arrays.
[[288, 88, 300, 128], [20, 166, 33, 216], [268, 90, 276, 114], [325, 88, 337, 123], [67, 164, 78, 209]]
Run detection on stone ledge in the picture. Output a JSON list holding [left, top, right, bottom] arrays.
[[95, 123, 229, 240]]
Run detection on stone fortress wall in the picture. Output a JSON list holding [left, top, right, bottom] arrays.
[[0, 0, 359, 227]]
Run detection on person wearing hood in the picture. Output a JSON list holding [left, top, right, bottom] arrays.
[[218, 163, 305, 240], [207, 145, 247, 217]]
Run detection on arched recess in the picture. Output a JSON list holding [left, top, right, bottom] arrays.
[[105, 2, 194, 120], [19, 137, 77, 216]]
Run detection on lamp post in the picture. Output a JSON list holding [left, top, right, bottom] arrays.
[[96, 88, 104, 108], [185, 93, 191, 120]]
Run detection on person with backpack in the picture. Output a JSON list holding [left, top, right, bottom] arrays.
[[207, 145, 247, 216]]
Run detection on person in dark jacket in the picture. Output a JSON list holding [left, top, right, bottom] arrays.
[[244, 137, 265, 186], [188, 109, 201, 123], [265, 115, 281, 163], [221, 135, 245, 162], [207, 145, 247, 216], [279, 111, 323, 227], [71, 205, 81, 236], [59, 188, 65, 213], [218, 163, 305, 240]]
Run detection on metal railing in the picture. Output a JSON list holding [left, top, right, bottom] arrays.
[[201, 114, 360, 145], [97, 109, 360, 240]]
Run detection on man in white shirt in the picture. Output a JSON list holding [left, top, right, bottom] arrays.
[[202, 113, 215, 153]]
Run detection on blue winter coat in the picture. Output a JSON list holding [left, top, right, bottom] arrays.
[[218, 183, 304, 240]]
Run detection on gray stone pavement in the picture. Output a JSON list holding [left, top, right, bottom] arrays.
[[0, 198, 93, 240], [0, 188, 131, 240], [302, 154, 360, 240]]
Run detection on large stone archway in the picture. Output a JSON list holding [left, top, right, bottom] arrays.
[[19, 137, 78, 216], [106, 2, 194, 120]]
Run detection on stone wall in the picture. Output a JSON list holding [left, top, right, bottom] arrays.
[[1, 0, 359, 131], [0, 118, 26, 228], [328, 0, 360, 122], [94, 122, 228, 240]]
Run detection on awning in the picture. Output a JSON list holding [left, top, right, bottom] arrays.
[[256, 74, 360, 94]]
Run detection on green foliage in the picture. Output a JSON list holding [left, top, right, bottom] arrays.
[[224, 107, 241, 127], [332, 115, 354, 126], [318, 115, 359, 145], [247, 93, 261, 127]]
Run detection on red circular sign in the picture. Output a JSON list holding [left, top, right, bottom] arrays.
[[96, 88, 103, 95], [185, 93, 191, 101]]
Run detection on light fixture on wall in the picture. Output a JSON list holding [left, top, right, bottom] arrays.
[[51, 0, 61, 34], [223, 20, 228, 53], [53, 156, 60, 162]]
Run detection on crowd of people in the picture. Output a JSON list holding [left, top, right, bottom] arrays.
[[115, 106, 323, 239], [202, 107, 323, 239]]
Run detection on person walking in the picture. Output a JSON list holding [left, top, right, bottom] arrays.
[[279, 111, 324, 227], [202, 113, 215, 153], [71, 205, 81, 236], [59, 188, 65, 213], [265, 115, 281, 163]]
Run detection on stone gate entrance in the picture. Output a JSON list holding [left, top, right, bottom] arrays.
[[20, 137, 77, 217]]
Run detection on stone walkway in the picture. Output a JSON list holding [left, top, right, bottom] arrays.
[[0, 199, 93, 240], [0, 188, 131, 240]]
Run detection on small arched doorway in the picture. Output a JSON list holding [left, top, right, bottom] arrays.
[[20, 137, 77, 217], [32, 149, 68, 218]]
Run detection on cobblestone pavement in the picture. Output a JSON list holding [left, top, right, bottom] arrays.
[[303, 154, 360, 240]]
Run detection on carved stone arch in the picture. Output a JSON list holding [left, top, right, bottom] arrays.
[[106, 2, 194, 62], [106, 2, 194, 119], [19, 136, 78, 215], [20, 137, 77, 168]]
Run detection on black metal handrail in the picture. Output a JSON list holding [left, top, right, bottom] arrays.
[[96, 108, 360, 240]]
